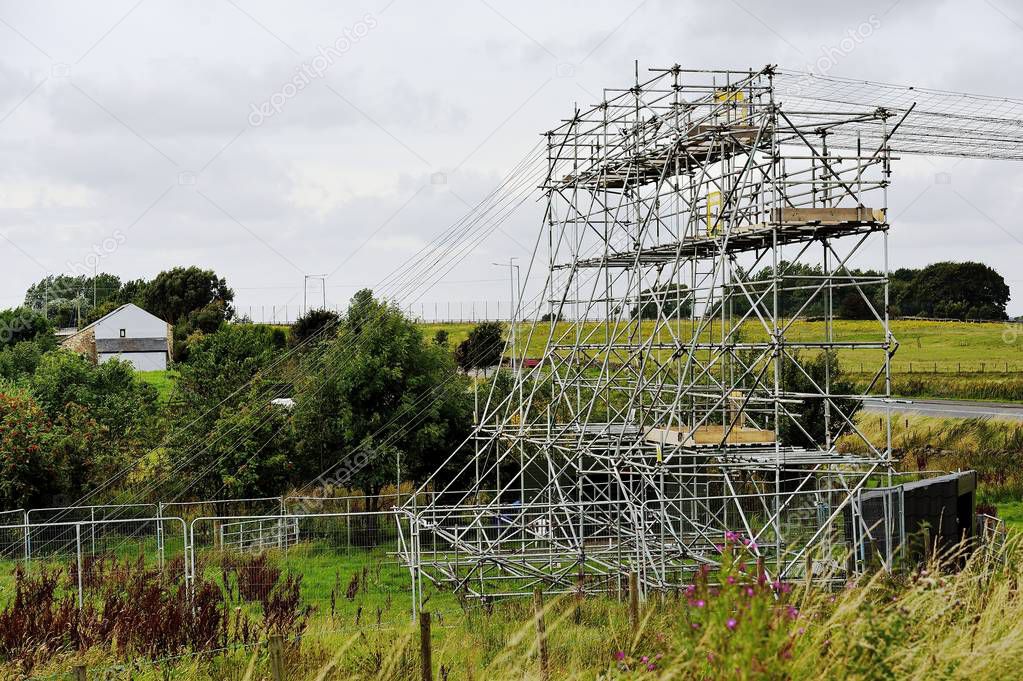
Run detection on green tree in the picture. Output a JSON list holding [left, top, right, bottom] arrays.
[[631, 283, 693, 320], [454, 321, 505, 373], [172, 324, 284, 420], [24, 274, 123, 327], [0, 340, 48, 381], [290, 308, 340, 347], [778, 351, 860, 449], [0, 307, 53, 349], [0, 390, 60, 508], [196, 400, 300, 499], [143, 266, 234, 324], [30, 351, 160, 457], [294, 290, 472, 504], [116, 278, 149, 307], [49, 403, 113, 501], [903, 262, 1009, 320]]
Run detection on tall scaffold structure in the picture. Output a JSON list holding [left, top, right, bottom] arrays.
[[398, 64, 1023, 603]]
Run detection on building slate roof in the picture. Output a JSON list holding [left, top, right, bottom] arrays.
[[95, 337, 168, 353]]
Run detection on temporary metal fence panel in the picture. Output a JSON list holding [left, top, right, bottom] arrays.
[[220, 516, 300, 552], [0, 516, 188, 608], [189, 510, 415, 625]]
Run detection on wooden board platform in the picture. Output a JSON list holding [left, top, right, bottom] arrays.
[[645, 424, 776, 448]]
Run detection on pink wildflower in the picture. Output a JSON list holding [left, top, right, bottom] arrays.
[[726, 617, 738, 630]]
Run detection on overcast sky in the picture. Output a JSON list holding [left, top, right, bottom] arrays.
[[1, 0, 1021, 320]]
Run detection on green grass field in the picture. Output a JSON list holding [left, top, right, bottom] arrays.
[[423, 319, 1023, 370], [425, 319, 1023, 401]]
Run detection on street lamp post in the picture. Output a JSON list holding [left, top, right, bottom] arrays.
[[493, 258, 520, 371]]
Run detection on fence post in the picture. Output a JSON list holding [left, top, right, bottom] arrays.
[[575, 564, 584, 624], [419, 611, 433, 681], [23, 510, 30, 562], [157, 502, 165, 570], [533, 587, 550, 681], [73, 664, 87, 681], [628, 571, 640, 634], [269, 633, 285, 681], [75, 523, 83, 608], [346, 499, 352, 553]]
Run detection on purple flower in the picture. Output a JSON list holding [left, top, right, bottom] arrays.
[[695, 599, 706, 608], [641, 656, 649, 663], [726, 617, 738, 630], [726, 575, 736, 585], [686, 584, 696, 595], [647, 663, 656, 671], [615, 651, 625, 661], [725, 530, 738, 542], [787, 605, 799, 620]]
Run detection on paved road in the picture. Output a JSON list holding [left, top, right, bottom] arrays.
[[862, 398, 1023, 420]]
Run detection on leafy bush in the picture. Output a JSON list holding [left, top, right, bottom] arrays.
[[0, 391, 59, 508], [454, 321, 504, 373], [291, 308, 340, 347]]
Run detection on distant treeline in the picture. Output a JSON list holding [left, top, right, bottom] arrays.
[[633, 261, 1009, 321]]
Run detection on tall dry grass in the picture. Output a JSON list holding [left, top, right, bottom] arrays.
[[843, 414, 1023, 501], [31, 535, 1023, 680]]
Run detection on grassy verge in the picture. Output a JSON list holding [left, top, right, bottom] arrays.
[[138, 369, 177, 403], [20, 538, 1023, 680]]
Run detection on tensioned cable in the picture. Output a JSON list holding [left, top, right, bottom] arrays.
[[43, 140, 552, 522]]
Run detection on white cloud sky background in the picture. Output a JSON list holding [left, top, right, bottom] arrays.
[[0, 0, 1021, 319]]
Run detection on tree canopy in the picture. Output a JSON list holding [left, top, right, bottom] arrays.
[[896, 261, 1009, 320], [454, 321, 504, 373], [290, 308, 340, 347], [293, 290, 472, 501], [143, 266, 234, 324], [631, 283, 693, 320]]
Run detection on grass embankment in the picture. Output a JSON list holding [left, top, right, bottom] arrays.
[[424, 319, 1023, 401], [138, 369, 177, 403], [22, 538, 1023, 680], [843, 413, 1023, 522]]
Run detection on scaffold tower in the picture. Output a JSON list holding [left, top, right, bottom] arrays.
[[402, 64, 914, 601]]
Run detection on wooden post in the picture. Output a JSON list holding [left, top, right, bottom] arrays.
[[73, 665, 86, 681], [804, 551, 813, 588], [420, 611, 433, 681], [628, 571, 640, 634], [533, 587, 550, 681], [269, 633, 285, 681], [574, 565, 584, 624]]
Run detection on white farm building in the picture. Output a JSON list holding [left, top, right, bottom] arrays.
[[61, 303, 172, 371]]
